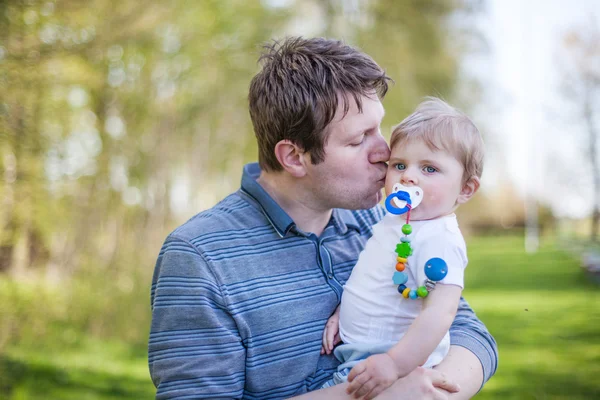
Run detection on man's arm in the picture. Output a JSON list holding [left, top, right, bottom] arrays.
[[292, 369, 460, 400], [292, 296, 497, 400], [149, 235, 245, 399], [435, 296, 499, 399]]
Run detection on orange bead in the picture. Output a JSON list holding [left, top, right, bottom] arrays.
[[402, 288, 411, 298], [395, 262, 405, 272], [396, 257, 407, 263]]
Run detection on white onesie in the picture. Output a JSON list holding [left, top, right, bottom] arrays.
[[338, 212, 468, 367]]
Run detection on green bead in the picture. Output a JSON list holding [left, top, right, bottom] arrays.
[[401, 224, 412, 235], [395, 242, 412, 258], [417, 286, 428, 298]]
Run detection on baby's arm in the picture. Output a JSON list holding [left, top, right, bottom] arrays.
[[347, 284, 462, 399], [321, 305, 341, 355]]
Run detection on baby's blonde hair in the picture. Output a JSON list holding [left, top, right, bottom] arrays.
[[390, 97, 484, 182]]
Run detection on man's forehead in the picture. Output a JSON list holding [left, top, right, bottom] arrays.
[[333, 93, 384, 124]]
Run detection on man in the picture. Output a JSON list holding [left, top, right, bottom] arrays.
[[149, 37, 497, 399]]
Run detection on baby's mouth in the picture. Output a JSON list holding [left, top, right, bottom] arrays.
[[385, 183, 424, 215]]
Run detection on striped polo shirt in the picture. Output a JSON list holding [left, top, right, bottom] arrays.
[[149, 162, 497, 399]]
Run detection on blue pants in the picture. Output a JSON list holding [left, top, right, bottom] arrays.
[[321, 342, 396, 388]]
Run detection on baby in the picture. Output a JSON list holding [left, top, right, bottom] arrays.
[[321, 97, 484, 399]]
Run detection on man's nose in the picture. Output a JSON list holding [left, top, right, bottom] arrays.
[[368, 133, 390, 164]]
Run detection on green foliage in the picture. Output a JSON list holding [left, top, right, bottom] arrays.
[[0, 0, 288, 277]]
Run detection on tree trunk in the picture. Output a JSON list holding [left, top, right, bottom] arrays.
[[584, 89, 600, 241]]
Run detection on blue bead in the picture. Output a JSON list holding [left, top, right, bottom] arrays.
[[397, 284, 407, 293], [401, 236, 411, 243], [392, 271, 408, 285], [424, 258, 448, 281], [409, 290, 418, 299]]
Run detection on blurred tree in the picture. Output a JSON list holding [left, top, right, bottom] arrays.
[[560, 21, 600, 241], [0, 0, 480, 278], [0, 0, 484, 346], [0, 1, 287, 280], [319, 0, 483, 134]]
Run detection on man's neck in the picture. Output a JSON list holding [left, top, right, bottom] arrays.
[[257, 171, 332, 237]]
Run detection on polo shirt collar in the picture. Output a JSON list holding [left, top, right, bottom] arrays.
[[241, 163, 295, 237], [334, 208, 361, 234], [240, 163, 358, 237]]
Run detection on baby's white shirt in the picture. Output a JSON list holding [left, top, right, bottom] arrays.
[[339, 213, 467, 350]]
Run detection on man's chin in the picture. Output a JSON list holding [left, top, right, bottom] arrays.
[[358, 190, 383, 210]]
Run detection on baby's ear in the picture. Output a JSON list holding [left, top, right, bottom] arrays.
[[456, 176, 480, 204]]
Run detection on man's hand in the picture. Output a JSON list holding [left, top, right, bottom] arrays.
[[346, 353, 400, 399], [321, 307, 341, 355], [373, 367, 460, 400], [290, 365, 460, 400]]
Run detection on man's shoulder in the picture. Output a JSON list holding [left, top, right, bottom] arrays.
[[341, 205, 385, 234], [169, 191, 263, 243]]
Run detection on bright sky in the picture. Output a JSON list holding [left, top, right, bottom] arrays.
[[476, 0, 600, 218]]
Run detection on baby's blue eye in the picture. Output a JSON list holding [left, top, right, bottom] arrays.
[[395, 164, 406, 171], [424, 166, 437, 173]]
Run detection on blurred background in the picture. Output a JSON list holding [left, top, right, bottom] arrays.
[[0, 0, 599, 399]]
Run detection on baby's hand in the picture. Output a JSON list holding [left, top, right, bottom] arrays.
[[321, 307, 341, 355], [346, 353, 401, 400]]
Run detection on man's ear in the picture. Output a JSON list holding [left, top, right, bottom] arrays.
[[456, 176, 480, 204], [273, 140, 308, 178]]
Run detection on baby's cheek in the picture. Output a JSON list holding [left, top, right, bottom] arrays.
[[426, 193, 446, 209], [425, 192, 439, 203]]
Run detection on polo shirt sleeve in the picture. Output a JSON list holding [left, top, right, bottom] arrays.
[[149, 235, 245, 399], [449, 297, 499, 389]]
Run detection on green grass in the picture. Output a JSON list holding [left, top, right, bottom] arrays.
[[0, 334, 154, 400], [465, 235, 600, 399], [0, 234, 598, 399]]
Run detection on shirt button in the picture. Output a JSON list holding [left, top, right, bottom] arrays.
[[328, 274, 333, 279]]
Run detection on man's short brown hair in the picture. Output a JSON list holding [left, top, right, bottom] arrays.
[[249, 37, 391, 172]]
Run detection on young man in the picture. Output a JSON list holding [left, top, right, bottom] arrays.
[[149, 37, 497, 399]]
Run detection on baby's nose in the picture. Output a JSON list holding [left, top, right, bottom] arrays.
[[400, 170, 418, 185]]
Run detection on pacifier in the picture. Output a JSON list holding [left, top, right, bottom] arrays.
[[384, 183, 424, 215]]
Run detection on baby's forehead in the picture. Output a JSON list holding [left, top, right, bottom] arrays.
[[391, 136, 455, 156], [391, 137, 465, 167]]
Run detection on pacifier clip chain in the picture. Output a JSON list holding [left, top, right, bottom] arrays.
[[390, 203, 448, 299]]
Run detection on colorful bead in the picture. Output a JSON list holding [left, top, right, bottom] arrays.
[[392, 271, 408, 285], [424, 258, 448, 282], [401, 224, 412, 235], [395, 242, 412, 258], [392, 203, 440, 300]]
